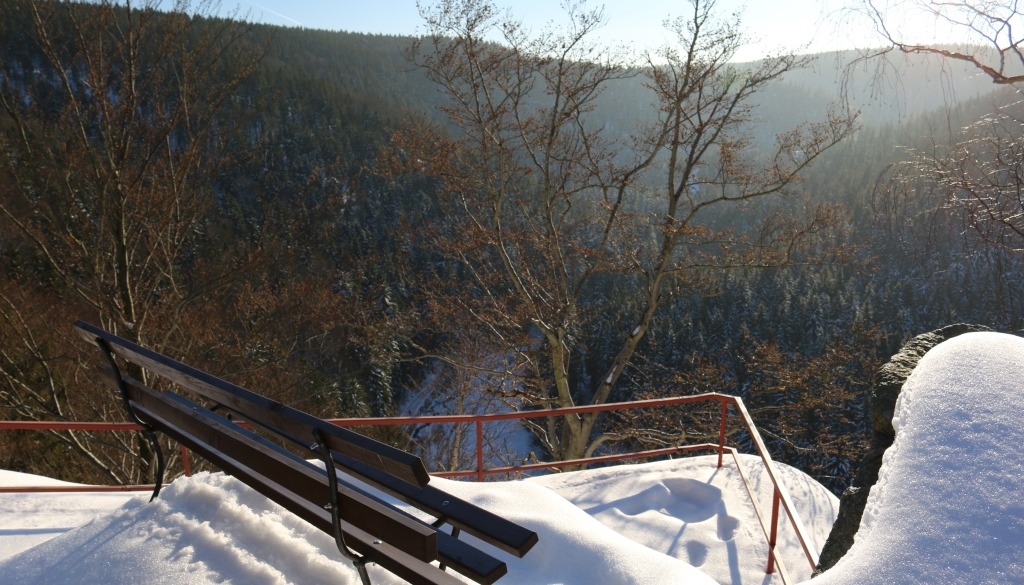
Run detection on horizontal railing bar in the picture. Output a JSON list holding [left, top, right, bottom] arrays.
[[0, 484, 156, 493], [0, 446, 722, 491], [0, 421, 143, 431], [0, 420, 260, 432], [328, 394, 730, 426], [0, 394, 728, 432], [432, 444, 723, 479]]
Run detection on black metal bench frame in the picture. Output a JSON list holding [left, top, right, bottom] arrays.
[[74, 321, 537, 585]]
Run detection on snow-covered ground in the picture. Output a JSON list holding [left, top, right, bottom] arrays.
[[2, 331, 1022, 584], [0, 454, 832, 585]]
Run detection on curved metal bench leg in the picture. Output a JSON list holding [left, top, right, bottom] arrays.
[[313, 428, 372, 585]]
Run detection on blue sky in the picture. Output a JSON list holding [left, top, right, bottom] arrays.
[[232, 0, 883, 62]]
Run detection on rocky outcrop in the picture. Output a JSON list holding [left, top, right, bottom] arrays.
[[813, 323, 990, 576]]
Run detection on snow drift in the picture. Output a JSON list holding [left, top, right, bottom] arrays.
[[0, 454, 837, 585]]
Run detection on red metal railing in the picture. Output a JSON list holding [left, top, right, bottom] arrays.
[[0, 393, 817, 582]]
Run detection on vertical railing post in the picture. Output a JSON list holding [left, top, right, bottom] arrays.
[[767, 486, 781, 574], [181, 445, 192, 477], [717, 399, 728, 468], [475, 420, 484, 482]]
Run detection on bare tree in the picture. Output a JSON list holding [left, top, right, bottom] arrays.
[[0, 0, 265, 482], [863, 0, 1023, 85], [394, 0, 857, 463], [857, 1, 1024, 251]]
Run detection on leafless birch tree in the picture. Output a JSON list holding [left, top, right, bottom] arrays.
[[395, 0, 857, 463]]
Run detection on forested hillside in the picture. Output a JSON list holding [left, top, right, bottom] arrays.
[[1, 0, 1020, 495]]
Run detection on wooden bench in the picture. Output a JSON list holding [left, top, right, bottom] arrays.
[[73, 321, 537, 585]]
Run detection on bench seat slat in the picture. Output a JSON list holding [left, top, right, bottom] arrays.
[[433, 529, 508, 585]]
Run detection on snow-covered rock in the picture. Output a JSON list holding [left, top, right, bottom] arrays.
[[810, 332, 1024, 584]]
